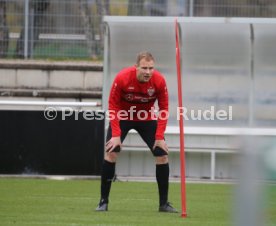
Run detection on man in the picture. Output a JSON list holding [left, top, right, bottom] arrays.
[[96, 51, 177, 213]]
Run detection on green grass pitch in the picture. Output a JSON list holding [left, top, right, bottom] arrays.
[[0, 178, 275, 226]]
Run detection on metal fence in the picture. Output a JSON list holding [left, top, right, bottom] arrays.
[[1, 0, 276, 60]]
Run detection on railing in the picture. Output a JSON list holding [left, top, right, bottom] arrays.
[[0, 100, 100, 107], [121, 126, 276, 180]]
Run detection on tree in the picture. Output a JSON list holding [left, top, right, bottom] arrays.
[[128, 0, 145, 15], [95, 0, 110, 56], [79, 0, 110, 59], [79, 0, 95, 58], [16, 0, 49, 58], [0, 0, 9, 58]]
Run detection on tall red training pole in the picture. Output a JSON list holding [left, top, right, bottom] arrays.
[[175, 18, 187, 218]]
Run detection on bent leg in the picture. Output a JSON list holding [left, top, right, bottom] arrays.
[[135, 121, 171, 207], [97, 122, 130, 209], [156, 156, 169, 206]]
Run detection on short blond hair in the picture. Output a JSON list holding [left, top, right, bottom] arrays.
[[136, 51, 155, 65]]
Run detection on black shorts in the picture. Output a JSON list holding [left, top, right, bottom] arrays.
[[106, 120, 157, 151]]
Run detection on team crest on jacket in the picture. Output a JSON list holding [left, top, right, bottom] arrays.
[[147, 87, 155, 96]]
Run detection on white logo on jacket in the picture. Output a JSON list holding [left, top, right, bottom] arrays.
[[147, 87, 155, 96]]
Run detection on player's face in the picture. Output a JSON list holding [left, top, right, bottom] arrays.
[[136, 58, 155, 83]]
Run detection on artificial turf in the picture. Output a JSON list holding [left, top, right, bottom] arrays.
[[0, 178, 275, 226]]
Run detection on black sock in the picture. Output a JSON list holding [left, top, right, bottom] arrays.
[[100, 160, 115, 203], [156, 163, 169, 206]]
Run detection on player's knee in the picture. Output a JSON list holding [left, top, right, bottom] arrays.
[[156, 155, 168, 164], [105, 152, 118, 162], [152, 146, 168, 157]]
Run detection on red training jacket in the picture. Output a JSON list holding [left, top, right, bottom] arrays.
[[108, 66, 169, 140]]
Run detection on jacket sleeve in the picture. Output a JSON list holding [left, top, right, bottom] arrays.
[[155, 78, 169, 140], [108, 76, 122, 137]]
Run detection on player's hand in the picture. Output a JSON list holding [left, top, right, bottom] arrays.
[[105, 137, 121, 153], [153, 140, 168, 154]]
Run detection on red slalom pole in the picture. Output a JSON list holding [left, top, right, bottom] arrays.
[[174, 18, 187, 218]]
